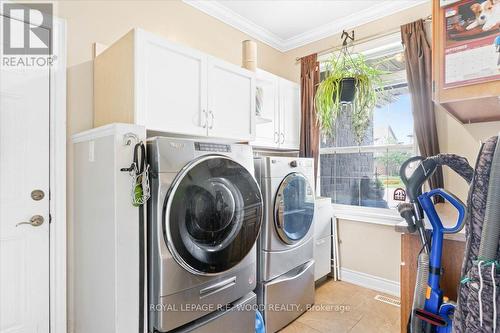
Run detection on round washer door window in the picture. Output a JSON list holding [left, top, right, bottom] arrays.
[[164, 156, 263, 275], [274, 172, 315, 244]]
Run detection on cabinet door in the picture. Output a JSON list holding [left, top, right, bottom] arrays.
[[314, 237, 332, 281], [314, 199, 333, 239], [279, 79, 301, 149], [207, 57, 255, 141], [252, 70, 279, 148], [136, 31, 208, 136]]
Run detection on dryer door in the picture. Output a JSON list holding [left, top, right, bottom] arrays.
[[274, 173, 315, 245], [164, 155, 263, 275]]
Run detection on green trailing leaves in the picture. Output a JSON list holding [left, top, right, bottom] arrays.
[[315, 53, 386, 144]]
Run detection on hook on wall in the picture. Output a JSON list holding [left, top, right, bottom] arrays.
[[341, 30, 355, 46], [123, 132, 140, 146]]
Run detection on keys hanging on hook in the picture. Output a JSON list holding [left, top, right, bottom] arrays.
[[120, 163, 136, 173]]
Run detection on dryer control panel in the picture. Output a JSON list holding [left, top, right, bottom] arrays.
[[288, 159, 313, 168]]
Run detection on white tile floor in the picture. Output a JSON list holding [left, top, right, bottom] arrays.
[[279, 280, 400, 333]]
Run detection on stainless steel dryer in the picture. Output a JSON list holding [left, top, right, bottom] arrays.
[[147, 137, 263, 332], [254, 156, 316, 333]]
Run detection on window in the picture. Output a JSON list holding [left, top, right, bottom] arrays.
[[319, 35, 417, 210]]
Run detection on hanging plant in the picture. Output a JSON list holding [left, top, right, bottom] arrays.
[[315, 31, 386, 143]]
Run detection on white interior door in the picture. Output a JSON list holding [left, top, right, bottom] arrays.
[[0, 16, 51, 333]]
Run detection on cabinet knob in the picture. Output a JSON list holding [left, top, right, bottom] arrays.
[[274, 131, 278, 143]]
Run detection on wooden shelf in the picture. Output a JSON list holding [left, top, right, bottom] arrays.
[[440, 97, 500, 123], [432, 0, 500, 123]]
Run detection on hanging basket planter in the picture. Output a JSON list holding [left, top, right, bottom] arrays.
[[315, 30, 386, 143], [339, 77, 357, 103]]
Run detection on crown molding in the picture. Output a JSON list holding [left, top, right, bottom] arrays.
[[281, 0, 429, 51], [184, 0, 286, 51], [184, 0, 428, 52]]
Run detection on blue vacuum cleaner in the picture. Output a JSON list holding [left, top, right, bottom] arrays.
[[255, 311, 265, 333], [398, 154, 474, 333]]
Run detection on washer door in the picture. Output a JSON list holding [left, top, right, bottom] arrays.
[[274, 173, 315, 245], [163, 155, 263, 275]]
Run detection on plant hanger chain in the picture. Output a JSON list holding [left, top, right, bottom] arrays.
[[335, 30, 357, 73]]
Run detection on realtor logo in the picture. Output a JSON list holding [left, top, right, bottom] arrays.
[[2, 3, 53, 55]]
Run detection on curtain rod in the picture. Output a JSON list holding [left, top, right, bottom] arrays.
[[295, 15, 432, 63]]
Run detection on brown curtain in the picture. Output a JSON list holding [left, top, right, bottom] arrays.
[[299, 54, 320, 184], [401, 20, 444, 197]]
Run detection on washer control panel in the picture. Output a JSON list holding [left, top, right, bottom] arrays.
[[194, 142, 231, 153]]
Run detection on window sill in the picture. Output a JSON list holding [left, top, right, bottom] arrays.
[[331, 204, 403, 227]]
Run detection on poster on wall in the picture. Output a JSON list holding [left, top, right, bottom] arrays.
[[442, 0, 500, 88]]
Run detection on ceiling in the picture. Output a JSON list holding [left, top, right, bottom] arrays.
[[184, 0, 428, 52]]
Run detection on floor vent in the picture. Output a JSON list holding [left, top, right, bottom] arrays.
[[374, 294, 401, 307]]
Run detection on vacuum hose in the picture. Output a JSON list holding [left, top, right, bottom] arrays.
[[411, 252, 430, 333], [478, 141, 500, 260], [398, 203, 416, 233]]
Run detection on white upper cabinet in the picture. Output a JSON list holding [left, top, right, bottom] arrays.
[[207, 57, 255, 141], [251, 70, 301, 150], [253, 70, 280, 147], [94, 29, 255, 141], [136, 30, 207, 137], [279, 78, 301, 150]]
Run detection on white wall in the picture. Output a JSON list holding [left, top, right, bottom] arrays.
[[338, 219, 401, 283]]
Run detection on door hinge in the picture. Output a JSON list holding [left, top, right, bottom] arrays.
[[49, 213, 52, 224]]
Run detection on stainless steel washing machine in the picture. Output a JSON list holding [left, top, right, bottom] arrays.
[[254, 156, 316, 333], [147, 137, 263, 332]]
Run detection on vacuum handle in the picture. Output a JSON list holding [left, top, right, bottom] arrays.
[[420, 188, 466, 234], [399, 156, 424, 187], [400, 156, 438, 202]]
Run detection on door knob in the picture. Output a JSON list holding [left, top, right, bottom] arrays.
[[16, 215, 44, 227], [31, 189, 45, 201]]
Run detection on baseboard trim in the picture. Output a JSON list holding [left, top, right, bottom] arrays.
[[340, 268, 400, 297]]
